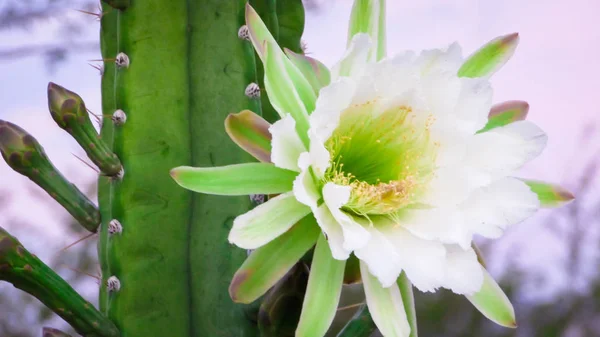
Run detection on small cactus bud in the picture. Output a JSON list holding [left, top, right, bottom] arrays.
[[115, 52, 130, 68], [107, 276, 121, 292], [0, 120, 100, 232], [238, 25, 250, 40], [112, 109, 127, 126], [108, 220, 123, 235], [47, 83, 122, 176], [245, 83, 261, 99]]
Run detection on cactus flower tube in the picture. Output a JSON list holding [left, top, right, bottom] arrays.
[[172, 1, 574, 336]]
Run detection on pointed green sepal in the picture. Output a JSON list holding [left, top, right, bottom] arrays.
[[225, 110, 272, 163], [522, 179, 575, 208], [229, 215, 319, 303], [466, 267, 517, 328], [0, 120, 100, 232], [43, 328, 73, 337], [336, 304, 377, 337], [296, 233, 346, 337], [170, 163, 296, 196], [284, 49, 331, 94], [478, 101, 529, 133], [398, 272, 418, 337], [258, 264, 309, 337], [472, 242, 487, 268], [47, 83, 121, 176], [348, 0, 387, 61], [0, 227, 120, 337], [247, 3, 316, 124], [264, 41, 312, 145], [458, 33, 519, 78]]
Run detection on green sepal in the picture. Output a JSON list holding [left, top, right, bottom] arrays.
[[466, 266, 517, 328], [343, 254, 362, 284], [284, 49, 331, 94], [458, 33, 520, 78], [296, 233, 346, 337], [0, 227, 119, 337], [170, 163, 297, 196], [398, 272, 418, 337], [229, 215, 319, 303], [522, 179, 575, 208], [348, 0, 387, 61], [0, 120, 100, 232], [225, 110, 272, 163], [47, 83, 121, 176], [478, 100, 529, 133]]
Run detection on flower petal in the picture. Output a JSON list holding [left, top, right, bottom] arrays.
[[284, 48, 331, 94], [292, 153, 321, 208], [296, 233, 346, 337], [354, 225, 402, 288], [348, 0, 386, 61], [521, 179, 575, 208], [416, 42, 464, 75], [478, 100, 529, 133], [458, 33, 520, 79], [465, 120, 547, 177], [269, 114, 306, 171], [229, 192, 311, 249], [442, 245, 483, 295], [229, 215, 320, 304], [461, 177, 540, 238], [361, 261, 411, 337], [322, 183, 371, 251], [313, 203, 350, 260], [170, 163, 297, 195], [332, 33, 372, 79], [466, 266, 517, 328], [309, 77, 357, 141], [382, 222, 447, 292], [225, 110, 272, 163]]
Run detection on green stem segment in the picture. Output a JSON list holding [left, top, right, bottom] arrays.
[[47, 83, 122, 176], [336, 304, 377, 337], [0, 120, 100, 232], [101, 0, 129, 10], [0, 227, 119, 337]]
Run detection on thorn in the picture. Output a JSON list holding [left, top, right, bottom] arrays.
[[74, 9, 102, 20], [336, 302, 365, 312], [60, 264, 101, 281], [72, 153, 100, 173], [54, 233, 97, 259], [88, 63, 104, 75]]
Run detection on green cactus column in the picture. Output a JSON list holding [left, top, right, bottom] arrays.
[[97, 0, 284, 336]]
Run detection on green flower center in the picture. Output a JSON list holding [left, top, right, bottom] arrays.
[[324, 99, 437, 216]]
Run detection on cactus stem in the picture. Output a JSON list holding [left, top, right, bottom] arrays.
[[108, 219, 123, 235], [106, 276, 121, 292], [0, 227, 120, 337], [245, 82, 261, 98], [115, 52, 130, 68], [101, 0, 129, 10], [111, 109, 127, 126]]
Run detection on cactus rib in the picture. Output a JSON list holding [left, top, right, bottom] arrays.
[[0, 120, 100, 232], [0, 227, 119, 337]]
